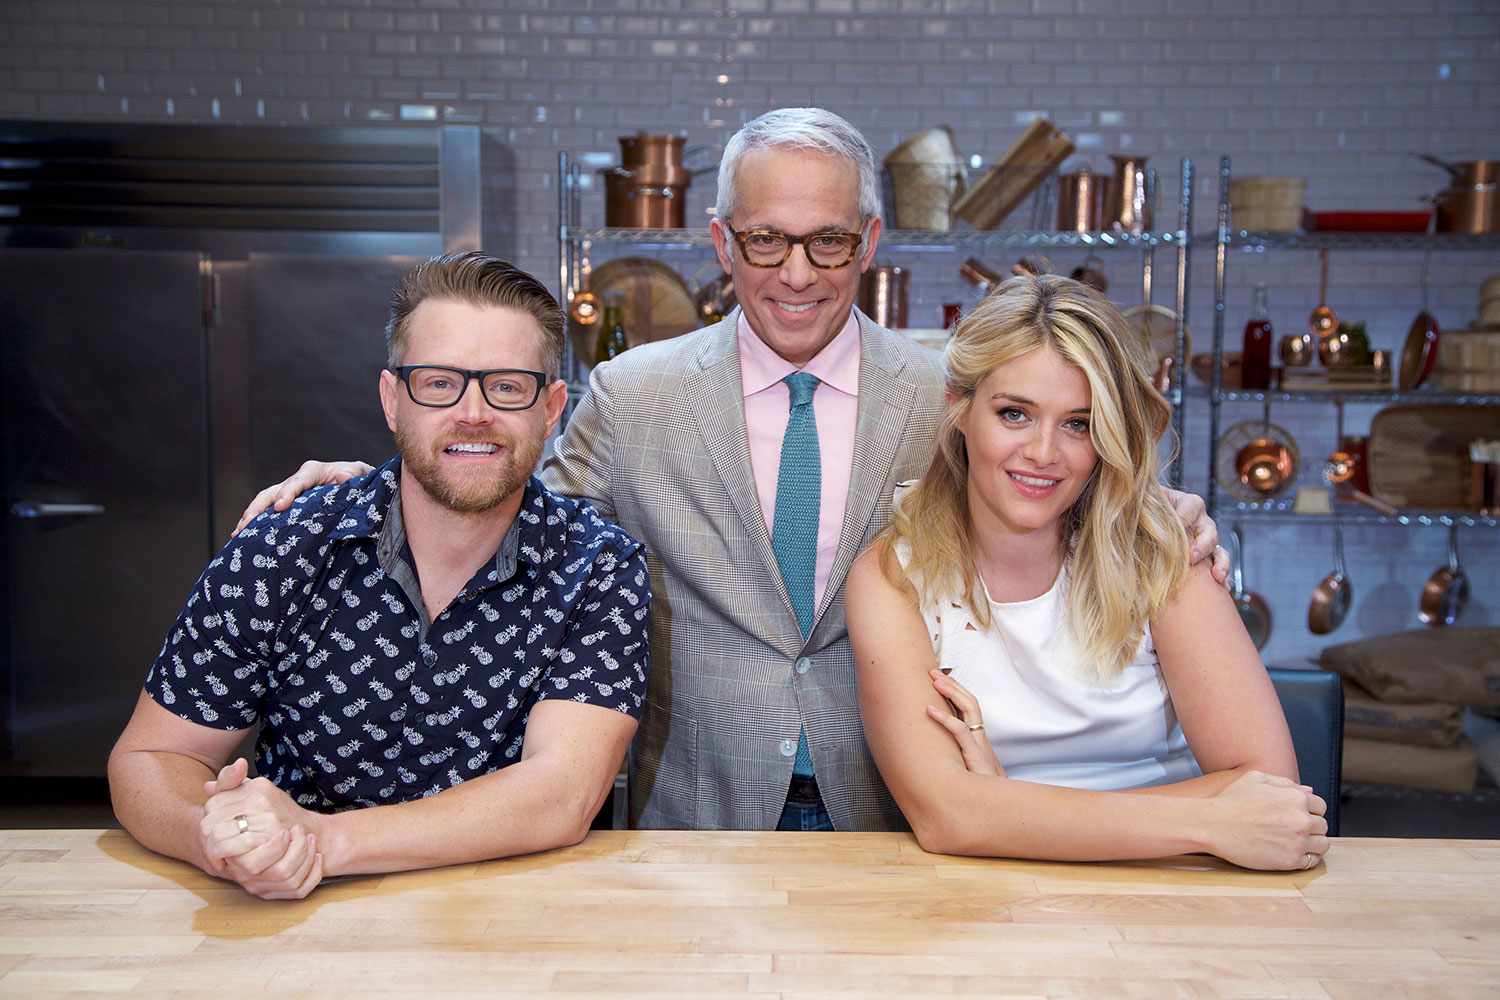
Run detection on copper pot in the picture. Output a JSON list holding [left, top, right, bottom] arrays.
[[1235, 437, 1295, 495], [1318, 327, 1351, 366], [603, 169, 686, 228], [602, 133, 695, 228], [1056, 169, 1104, 232], [1280, 332, 1314, 367], [861, 264, 910, 329], [1103, 154, 1152, 233], [618, 134, 689, 180], [1422, 157, 1499, 235]]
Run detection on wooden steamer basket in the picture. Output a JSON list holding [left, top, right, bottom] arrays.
[[1434, 327, 1500, 393], [1228, 176, 1307, 232]]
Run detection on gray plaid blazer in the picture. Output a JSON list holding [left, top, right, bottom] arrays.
[[541, 309, 945, 830]]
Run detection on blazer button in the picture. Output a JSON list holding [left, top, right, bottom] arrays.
[[779, 738, 796, 757], [794, 656, 811, 675]]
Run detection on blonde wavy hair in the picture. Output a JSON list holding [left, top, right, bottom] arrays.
[[880, 273, 1189, 682]]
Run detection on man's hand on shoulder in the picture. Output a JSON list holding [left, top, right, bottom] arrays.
[[200, 759, 326, 899], [234, 459, 374, 535], [1165, 487, 1229, 586]]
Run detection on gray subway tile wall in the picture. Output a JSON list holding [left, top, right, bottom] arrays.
[[1, 0, 1497, 666]]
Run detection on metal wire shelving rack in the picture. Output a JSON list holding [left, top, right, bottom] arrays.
[[557, 151, 1199, 486]]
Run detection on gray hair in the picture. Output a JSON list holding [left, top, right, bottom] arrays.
[[714, 107, 881, 224]]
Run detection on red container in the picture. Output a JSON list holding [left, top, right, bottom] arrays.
[[1307, 211, 1433, 232]]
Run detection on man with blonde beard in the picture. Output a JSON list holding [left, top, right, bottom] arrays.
[[109, 253, 651, 898]]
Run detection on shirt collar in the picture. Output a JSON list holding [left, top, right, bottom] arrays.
[[737, 308, 861, 398], [322, 458, 400, 543], [330, 457, 543, 582]]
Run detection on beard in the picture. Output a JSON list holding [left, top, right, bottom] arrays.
[[394, 423, 541, 515]]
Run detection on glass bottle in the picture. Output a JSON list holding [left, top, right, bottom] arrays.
[[1241, 283, 1273, 390], [594, 297, 629, 367]]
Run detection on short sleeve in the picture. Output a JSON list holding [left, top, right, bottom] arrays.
[[536, 533, 651, 719], [143, 532, 278, 732]]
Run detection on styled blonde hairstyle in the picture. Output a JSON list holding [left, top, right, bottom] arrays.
[[880, 273, 1189, 681]]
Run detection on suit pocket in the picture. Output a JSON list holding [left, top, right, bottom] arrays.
[[630, 700, 698, 829], [816, 739, 908, 833]]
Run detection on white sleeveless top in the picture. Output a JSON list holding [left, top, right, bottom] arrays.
[[905, 550, 1201, 791]]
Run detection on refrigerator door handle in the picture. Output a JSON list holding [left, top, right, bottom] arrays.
[[9, 501, 107, 519]]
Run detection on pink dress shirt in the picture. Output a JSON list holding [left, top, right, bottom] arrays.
[[738, 311, 860, 612]]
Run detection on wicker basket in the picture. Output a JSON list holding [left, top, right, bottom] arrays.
[[883, 126, 965, 231], [1229, 176, 1307, 232]]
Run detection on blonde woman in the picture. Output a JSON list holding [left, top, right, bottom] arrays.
[[847, 274, 1329, 871]]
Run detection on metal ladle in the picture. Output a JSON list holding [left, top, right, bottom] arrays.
[[1229, 526, 1272, 650], [1308, 523, 1353, 635], [1309, 248, 1338, 340]]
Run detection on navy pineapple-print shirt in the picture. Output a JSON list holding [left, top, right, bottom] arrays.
[[144, 459, 651, 812]]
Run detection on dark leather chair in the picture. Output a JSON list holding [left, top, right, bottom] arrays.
[[1268, 667, 1344, 836]]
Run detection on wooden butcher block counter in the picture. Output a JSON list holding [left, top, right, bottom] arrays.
[[0, 829, 1496, 997]]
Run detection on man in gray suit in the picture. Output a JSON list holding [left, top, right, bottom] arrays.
[[238, 107, 1222, 832]]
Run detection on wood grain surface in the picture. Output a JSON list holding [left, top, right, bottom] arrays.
[[0, 829, 1496, 998]]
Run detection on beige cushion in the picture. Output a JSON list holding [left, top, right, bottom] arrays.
[[1343, 682, 1466, 749], [1319, 628, 1500, 709], [1342, 736, 1478, 794]]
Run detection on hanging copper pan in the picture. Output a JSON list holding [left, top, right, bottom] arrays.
[[1307, 524, 1353, 636], [1229, 527, 1272, 650], [1418, 526, 1469, 627]]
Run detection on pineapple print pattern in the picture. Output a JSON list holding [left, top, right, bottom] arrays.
[[144, 459, 650, 812]]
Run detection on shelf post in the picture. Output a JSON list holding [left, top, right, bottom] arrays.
[[1208, 155, 1231, 515], [1170, 157, 1193, 488]]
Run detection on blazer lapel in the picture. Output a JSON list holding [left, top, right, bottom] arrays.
[[687, 311, 802, 645], [813, 314, 918, 633]]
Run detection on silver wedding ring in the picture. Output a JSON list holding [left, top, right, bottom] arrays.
[[1303, 852, 1318, 870], [235, 814, 250, 835]]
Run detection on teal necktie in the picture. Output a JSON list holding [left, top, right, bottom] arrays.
[[771, 371, 820, 776]]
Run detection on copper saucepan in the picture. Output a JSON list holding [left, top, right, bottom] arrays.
[[1307, 523, 1353, 636], [1418, 525, 1469, 627], [1229, 527, 1272, 650]]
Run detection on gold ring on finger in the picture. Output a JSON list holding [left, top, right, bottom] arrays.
[[1303, 852, 1317, 870], [966, 722, 984, 732], [235, 814, 250, 835]]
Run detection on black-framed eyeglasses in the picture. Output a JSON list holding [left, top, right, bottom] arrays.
[[388, 365, 548, 410], [723, 222, 866, 269]]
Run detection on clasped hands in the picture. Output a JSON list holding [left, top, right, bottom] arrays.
[[198, 758, 325, 899]]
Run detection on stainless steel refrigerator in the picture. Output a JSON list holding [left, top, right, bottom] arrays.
[[0, 121, 484, 776]]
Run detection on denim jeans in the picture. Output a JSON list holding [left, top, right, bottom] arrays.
[[776, 775, 834, 831]]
